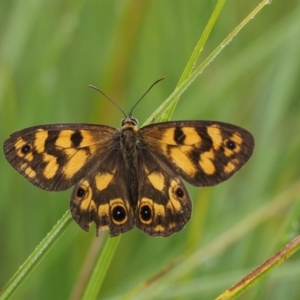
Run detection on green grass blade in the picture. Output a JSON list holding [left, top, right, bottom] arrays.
[[145, 0, 271, 125], [164, 0, 226, 119], [80, 236, 121, 300], [179, 0, 226, 81], [0, 210, 73, 300]]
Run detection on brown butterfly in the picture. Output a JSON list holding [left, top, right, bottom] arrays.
[[3, 81, 254, 237]]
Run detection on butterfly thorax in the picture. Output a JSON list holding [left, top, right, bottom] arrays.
[[120, 115, 140, 150]]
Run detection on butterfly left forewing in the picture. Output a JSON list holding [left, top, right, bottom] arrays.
[[140, 120, 254, 187], [3, 124, 117, 191], [135, 148, 192, 237]]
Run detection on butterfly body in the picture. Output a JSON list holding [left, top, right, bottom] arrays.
[[3, 115, 254, 237]]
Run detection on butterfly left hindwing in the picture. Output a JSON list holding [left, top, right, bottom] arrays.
[[70, 147, 135, 237], [3, 117, 254, 237]]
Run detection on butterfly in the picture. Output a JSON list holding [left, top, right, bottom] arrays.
[[3, 82, 254, 237]]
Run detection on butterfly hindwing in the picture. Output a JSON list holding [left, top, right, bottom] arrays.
[[70, 149, 135, 237], [3, 124, 117, 191], [141, 120, 254, 187], [136, 148, 192, 237]]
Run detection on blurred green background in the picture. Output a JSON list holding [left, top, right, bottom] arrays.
[[1, 1, 300, 299]]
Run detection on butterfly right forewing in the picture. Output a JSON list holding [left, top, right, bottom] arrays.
[[140, 120, 254, 187]]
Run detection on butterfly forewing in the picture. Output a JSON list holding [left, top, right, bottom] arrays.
[[140, 121, 254, 187], [3, 124, 117, 191]]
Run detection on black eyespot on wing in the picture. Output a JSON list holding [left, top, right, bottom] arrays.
[[226, 140, 236, 150], [112, 206, 126, 222], [175, 187, 184, 198], [76, 187, 86, 198], [140, 205, 152, 221], [21, 144, 32, 154]]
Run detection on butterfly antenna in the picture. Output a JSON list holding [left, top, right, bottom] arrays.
[[89, 85, 127, 118], [129, 77, 165, 116]]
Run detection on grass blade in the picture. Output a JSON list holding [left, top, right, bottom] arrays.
[[216, 235, 300, 300], [80, 237, 121, 300], [0, 211, 72, 300]]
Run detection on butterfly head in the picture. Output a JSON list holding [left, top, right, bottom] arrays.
[[121, 115, 138, 130]]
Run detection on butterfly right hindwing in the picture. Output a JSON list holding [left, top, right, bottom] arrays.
[[136, 147, 192, 237]]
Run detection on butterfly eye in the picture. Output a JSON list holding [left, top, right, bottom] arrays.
[[76, 187, 86, 198], [140, 205, 152, 222], [131, 117, 138, 125], [21, 144, 32, 154], [226, 140, 236, 150], [112, 206, 126, 222]]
